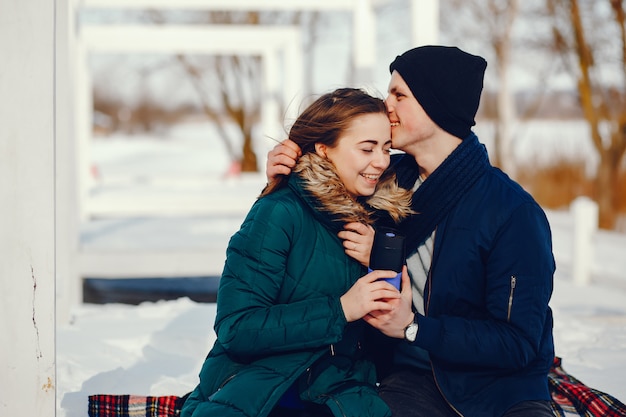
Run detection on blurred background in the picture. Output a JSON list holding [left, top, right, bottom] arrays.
[[61, 0, 626, 310]]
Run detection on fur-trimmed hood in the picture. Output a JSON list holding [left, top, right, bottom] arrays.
[[291, 152, 414, 227]]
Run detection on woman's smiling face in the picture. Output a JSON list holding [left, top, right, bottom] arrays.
[[316, 112, 392, 197]]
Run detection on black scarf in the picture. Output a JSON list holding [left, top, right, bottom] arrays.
[[391, 133, 491, 253]]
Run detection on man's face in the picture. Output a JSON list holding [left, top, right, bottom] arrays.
[[385, 70, 438, 152]]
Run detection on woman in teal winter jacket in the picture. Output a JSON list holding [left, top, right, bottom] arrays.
[[181, 88, 414, 417]]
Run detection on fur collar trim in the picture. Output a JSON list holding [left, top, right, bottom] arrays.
[[292, 153, 414, 226]]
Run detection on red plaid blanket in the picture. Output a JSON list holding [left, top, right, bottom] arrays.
[[88, 394, 187, 417], [548, 357, 626, 417], [87, 357, 625, 417]]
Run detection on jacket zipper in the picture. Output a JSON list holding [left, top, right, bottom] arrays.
[[507, 275, 517, 322], [319, 394, 348, 417], [208, 373, 238, 400], [427, 230, 463, 416], [424, 227, 438, 315], [432, 373, 464, 417], [425, 266, 432, 314]]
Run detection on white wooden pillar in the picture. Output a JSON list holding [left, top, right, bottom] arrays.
[[56, 0, 81, 323], [352, 0, 376, 85], [0, 0, 57, 415], [75, 39, 94, 222], [283, 29, 304, 125], [262, 48, 282, 145], [572, 197, 599, 286], [411, 0, 440, 46]]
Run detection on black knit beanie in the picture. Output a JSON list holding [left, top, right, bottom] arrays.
[[389, 45, 487, 139]]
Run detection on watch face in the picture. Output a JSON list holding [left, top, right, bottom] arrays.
[[405, 322, 418, 342]]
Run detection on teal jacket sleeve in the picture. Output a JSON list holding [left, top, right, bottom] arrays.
[[214, 196, 348, 359]]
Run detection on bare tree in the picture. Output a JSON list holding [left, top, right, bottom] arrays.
[[147, 10, 321, 173], [547, 0, 626, 229], [442, 0, 521, 176], [146, 11, 263, 172]]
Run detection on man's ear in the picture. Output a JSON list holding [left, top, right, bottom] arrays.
[[315, 143, 328, 159]]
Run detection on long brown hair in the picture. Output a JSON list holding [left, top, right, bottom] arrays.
[[261, 88, 387, 196]]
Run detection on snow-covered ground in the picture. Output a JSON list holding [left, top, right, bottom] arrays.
[[56, 126, 626, 417]]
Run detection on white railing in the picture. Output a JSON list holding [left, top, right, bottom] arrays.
[[75, 193, 626, 298]]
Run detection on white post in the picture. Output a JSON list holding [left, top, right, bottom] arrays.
[[572, 196, 599, 286], [0, 0, 57, 415], [411, 0, 440, 46], [352, 0, 376, 85], [282, 28, 304, 127], [262, 48, 282, 151], [75, 40, 94, 222], [56, 0, 82, 322]]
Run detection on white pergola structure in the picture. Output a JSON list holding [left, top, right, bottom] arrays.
[[75, 24, 304, 217], [66, 22, 306, 326], [72, 0, 382, 220], [60, 0, 441, 318], [63, 0, 377, 321]]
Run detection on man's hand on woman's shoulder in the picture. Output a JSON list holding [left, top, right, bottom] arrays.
[[266, 139, 302, 182]]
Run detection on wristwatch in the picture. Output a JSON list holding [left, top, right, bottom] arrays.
[[404, 316, 419, 343]]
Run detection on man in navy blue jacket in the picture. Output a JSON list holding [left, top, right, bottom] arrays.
[[266, 45, 556, 417]]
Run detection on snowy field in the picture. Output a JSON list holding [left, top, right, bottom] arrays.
[[56, 125, 626, 416]]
